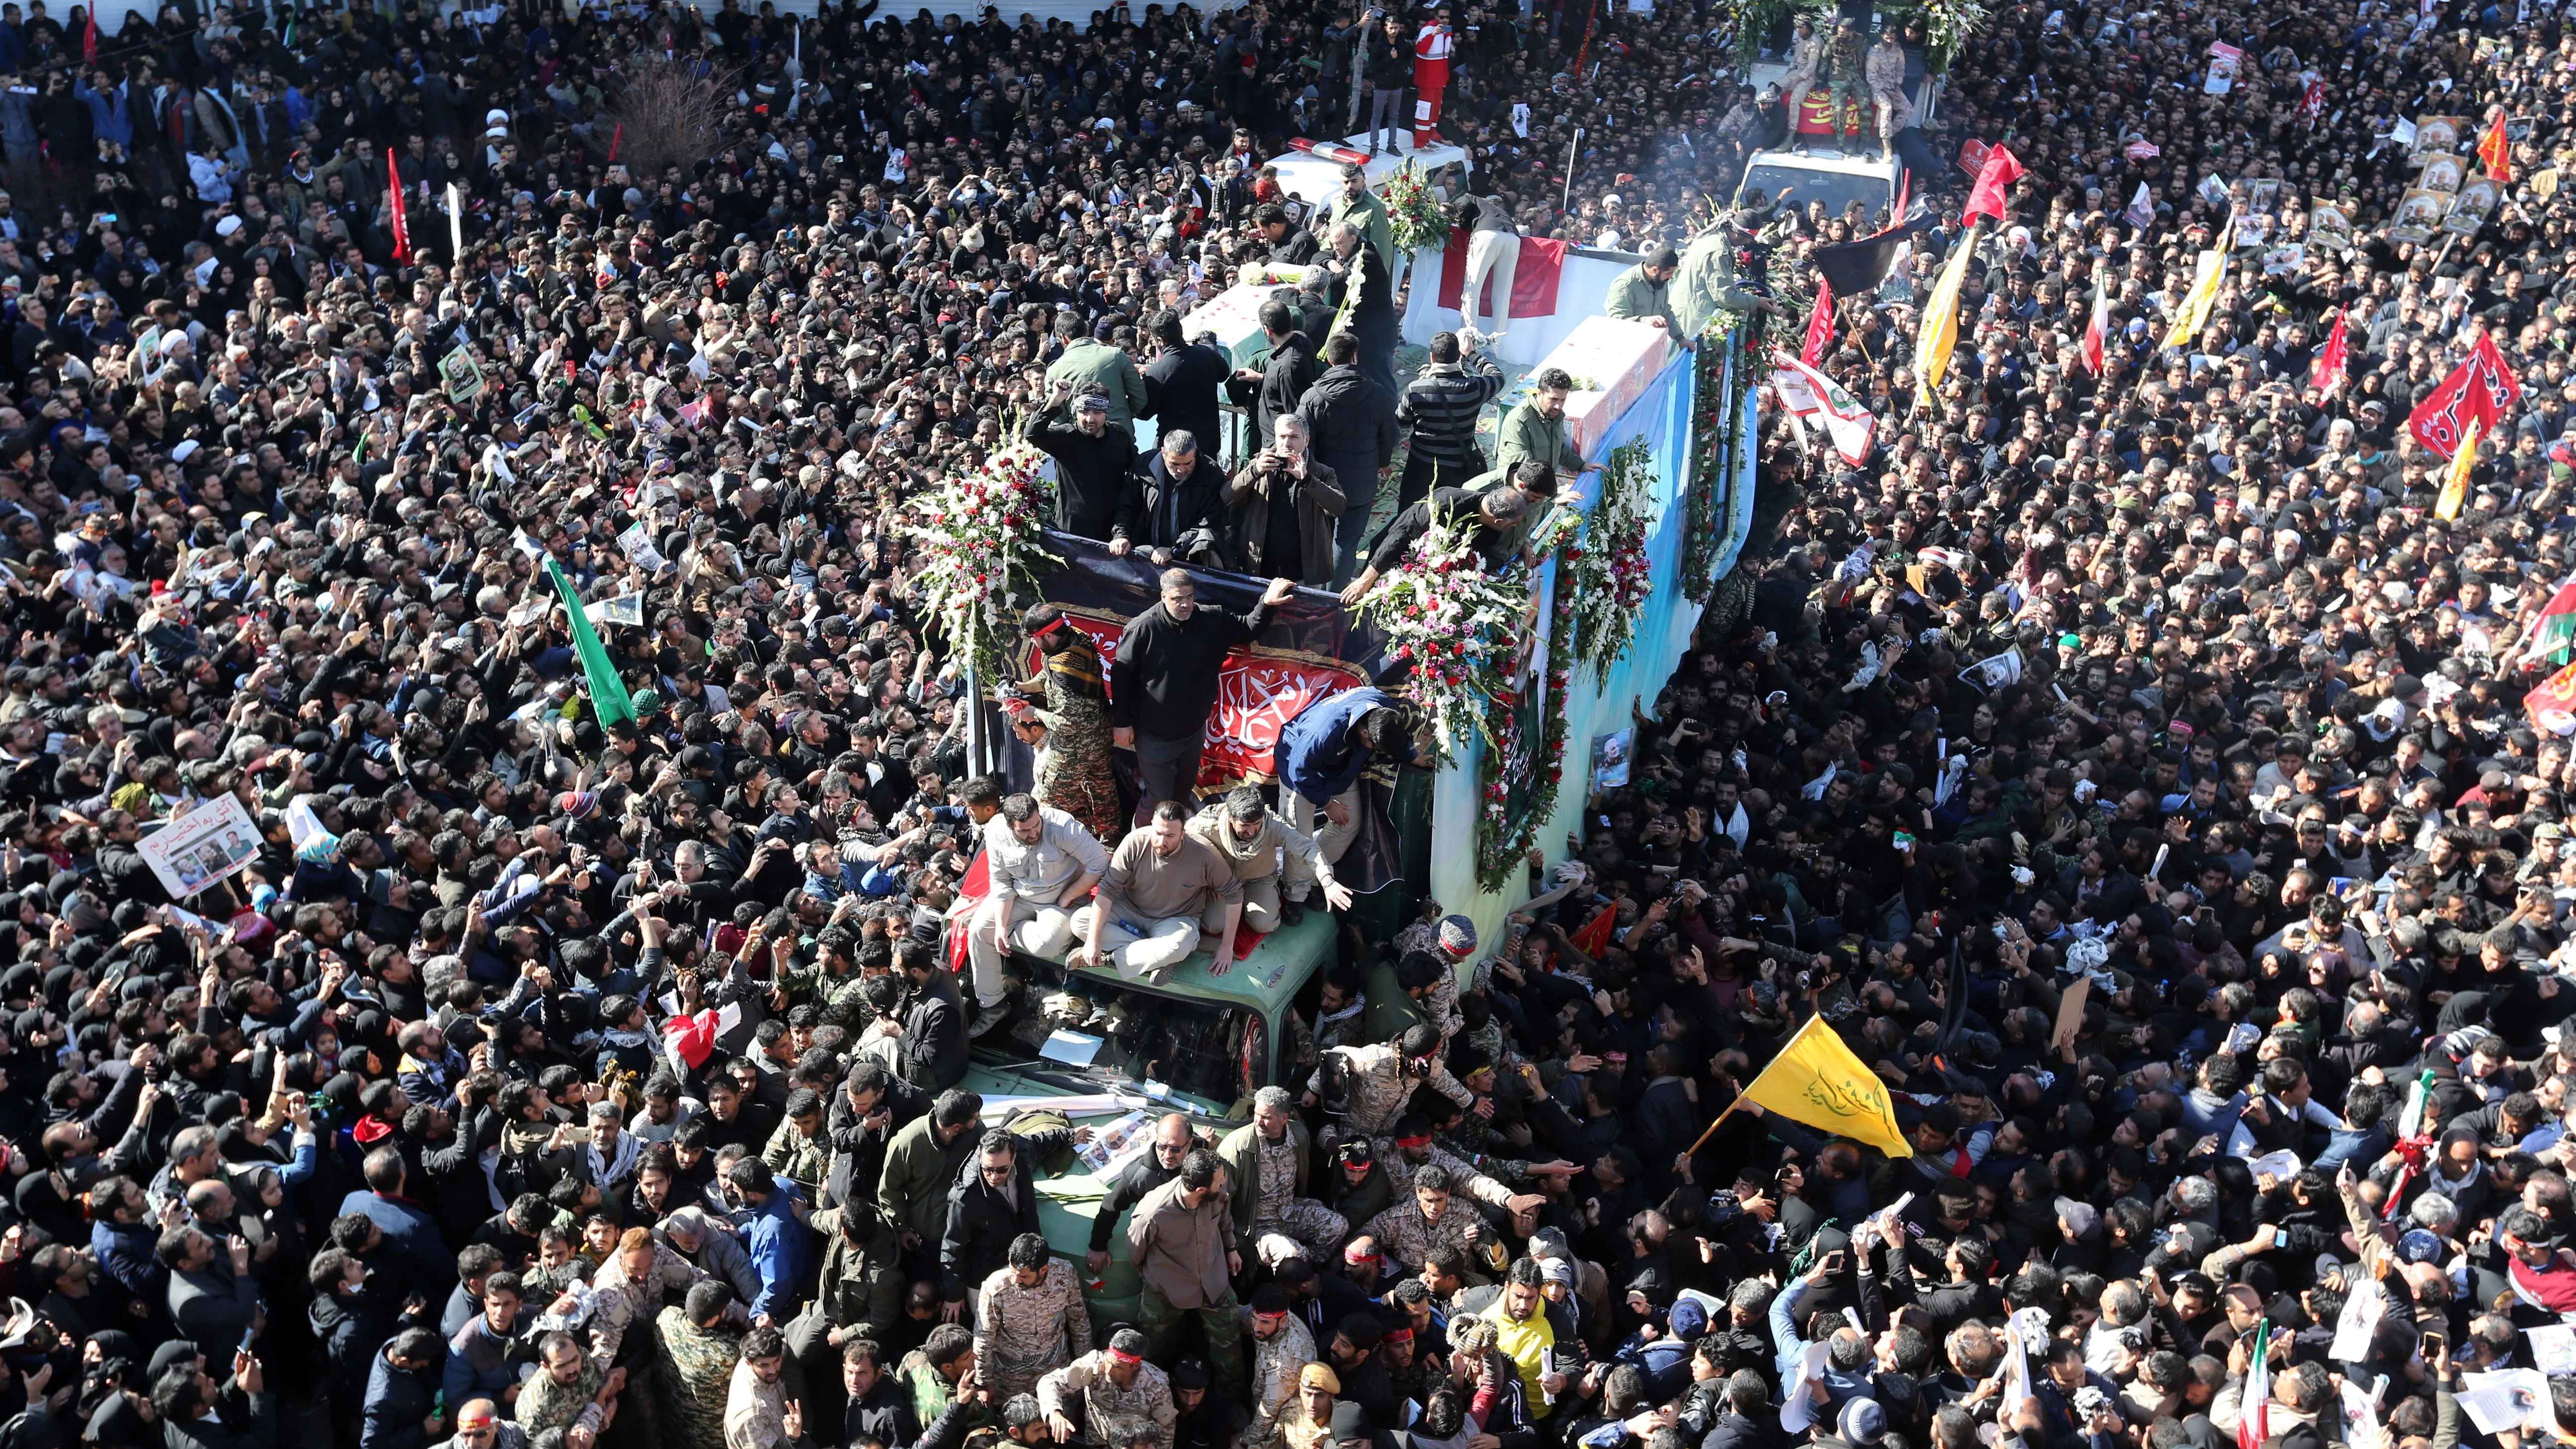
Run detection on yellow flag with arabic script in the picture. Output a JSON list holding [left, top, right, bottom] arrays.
[[1912, 224, 1980, 410], [1741, 1014, 1914, 1157], [2161, 219, 2235, 351]]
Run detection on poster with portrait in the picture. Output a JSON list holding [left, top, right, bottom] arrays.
[[2390, 188, 2454, 244], [2236, 212, 2273, 250], [2445, 178, 2500, 236], [2415, 115, 2466, 154], [2418, 152, 2468, 193], [139, 794, 261, 899], [2309, 202, 2356, 250], [2244, 177, 2285, 218], [2263, 243, 2308, 275]]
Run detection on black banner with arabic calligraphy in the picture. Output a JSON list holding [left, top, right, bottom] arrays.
[[1031, 532, 1405, 896]]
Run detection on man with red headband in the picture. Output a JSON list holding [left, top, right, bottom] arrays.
[[1243, 1283, 1319, 1447], [1373, 1111, 1565, 1222], [1360, 1162, 1489, 1281], [1304, 1022, 1472, 1145], [1037, 1327, 1176, 1449]]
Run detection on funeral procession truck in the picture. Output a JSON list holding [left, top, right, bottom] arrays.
[[962, 915, 1424, 1324]]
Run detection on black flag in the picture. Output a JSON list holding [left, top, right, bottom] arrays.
[[1810, 232, 1909, 299]]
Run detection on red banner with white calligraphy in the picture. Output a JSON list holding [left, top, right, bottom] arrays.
[[2408, 332, 2521, 460]]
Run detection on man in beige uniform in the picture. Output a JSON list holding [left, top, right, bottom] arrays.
[[1185, 788, 1355, 935], [1073, 800, 1244, 980], [1303, 1022, 1473, 1143], [974, 1231, 1091, 1402]]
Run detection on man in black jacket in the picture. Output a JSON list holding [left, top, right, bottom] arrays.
[[938, 1127, 1077, 1311], [1114, 432, 1233, 568], [1318, 222, 1401, 400], [1023, 382, 1137, 540], [1393, 330, 1506, 525], [1142, 310, 1229, 460], [882, 939, 966, 1091], [1111, 569, 1296, 816], [1226, 299, 1317, 452], [1339, 479, 1529, 603], [1296, 331, 1399, 586]]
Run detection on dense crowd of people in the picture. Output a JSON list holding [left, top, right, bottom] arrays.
[[0, 2, 2572, 1449]]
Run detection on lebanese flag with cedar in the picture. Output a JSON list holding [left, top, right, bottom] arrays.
[[1437, 227, 1570, 321]]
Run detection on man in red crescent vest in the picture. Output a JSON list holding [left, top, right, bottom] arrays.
[[1413, 8, 1453, 147]]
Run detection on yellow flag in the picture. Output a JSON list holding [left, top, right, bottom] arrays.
[[2160, 219, 2235, 352], [1740, 1014, 1913, 1158], [2437, 416, 2481, 521], [1913, 223, 1980, 410]]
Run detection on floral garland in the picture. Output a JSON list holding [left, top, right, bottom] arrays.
[[1381, 162, 1453, 256], [1467, 510, 1581, 893], [1350, 508, 1538, 765], [900, 438, 1058, 687], [1682, 307, 1758, 601], [1567, 437, 1659, 675]]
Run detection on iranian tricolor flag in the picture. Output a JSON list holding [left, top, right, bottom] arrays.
[[2080, 270, 2111, 376], [2238, 1319, 2271, 1449], [2525, 579, 2576, 667]]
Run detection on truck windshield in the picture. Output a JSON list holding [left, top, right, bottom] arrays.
[[989, 956, 1270, 1107], [1741, 162, 1892, 227]]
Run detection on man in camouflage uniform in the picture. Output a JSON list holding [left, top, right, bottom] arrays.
[[1374, 1112, 1563, 1220], [1824, 17, 1870, 151], [653, 1282, 744, 1449], [1238, 1284, 1317, 1449], [1777, 15, 1826, 150], [1219, 1086, 1348, 1268], [1360, 1163, 1491, 1279], [1038, 1328, 1178, 1449], [1865, 24, 1911, 158], [761, 1088, 834, 1203], [1304, 1023, 1472, 1145], [975, 1232, 1092, 1402], [901, 1323, 996, 1442]]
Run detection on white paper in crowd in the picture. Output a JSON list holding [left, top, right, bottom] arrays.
[[2328, 1277, 2387, 1362], [1779, 1342, 1829, 1430], [2458, 1369, 2559, 1436], [1543, 1347, 1562, 1408], [2528, 1324, 2576, 1375], [2246, 1149, 2302, 1182], [2339, 1377, 2388, 1449], [283, 795, 329, 851]]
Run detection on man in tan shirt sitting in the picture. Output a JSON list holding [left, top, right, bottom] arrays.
[[1185, 787, 1356, 934], [1072, 799, 1244, 980]]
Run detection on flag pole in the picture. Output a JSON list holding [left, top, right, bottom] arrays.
[[1683, 1095, 1748, 1159], [1562, 128, 1583, 216]]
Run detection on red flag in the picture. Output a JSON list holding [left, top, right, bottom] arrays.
[[386, 149, 412, 264], [2079, 270, 2110, 376], [2527, 659, 2576, 734], [1961, 146, 2026, 228], [81, 8, 96, 62], [1800, 277, 1833, 366], [608, 124, 622, 165], [1568, 902, 1616, 958], [2479, 111, 2514, 183], [2312, 309, 2348, 393], [1436, 230, 1569, 321], [2408, 332, 2521, 459]]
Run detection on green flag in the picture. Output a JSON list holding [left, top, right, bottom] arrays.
[[546, 558, 635, 729]]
